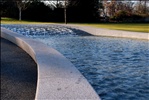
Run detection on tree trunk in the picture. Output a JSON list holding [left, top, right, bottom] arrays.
[[144, 0, 147, 14], [19, 7, 22, 21], [64, 7, 67, 24], [64, 0, 67, 24]]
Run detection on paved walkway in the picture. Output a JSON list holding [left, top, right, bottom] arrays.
[[1, 38, 37, 100]]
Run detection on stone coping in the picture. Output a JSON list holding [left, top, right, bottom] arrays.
[[1, 27, 100, 100], [58, 24, 149, 40]]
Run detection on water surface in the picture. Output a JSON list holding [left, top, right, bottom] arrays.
[[2, 24, 149, 100]]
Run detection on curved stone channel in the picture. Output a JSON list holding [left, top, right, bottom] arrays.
[[2, 24, 149, 100]]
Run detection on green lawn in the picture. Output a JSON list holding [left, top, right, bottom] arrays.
[[1, 17, 149, 33], [1, 17, 58, 24], [77, 23, 149, 33]]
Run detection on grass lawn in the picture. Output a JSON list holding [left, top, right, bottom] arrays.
[[1, 17, 149, 33], [1, 17, 59, 24], [77, 23, 149, 33]]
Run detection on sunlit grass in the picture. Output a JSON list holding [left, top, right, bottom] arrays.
[[1, 17, 149, 33], [1, 17, 59, 24]]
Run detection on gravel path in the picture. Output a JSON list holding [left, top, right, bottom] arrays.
[[1, 38, 37, 100]]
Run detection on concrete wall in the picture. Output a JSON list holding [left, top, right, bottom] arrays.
[[1, 27, 100, 100]]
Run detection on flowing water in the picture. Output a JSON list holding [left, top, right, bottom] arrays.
[[2, 24, 149, 100]]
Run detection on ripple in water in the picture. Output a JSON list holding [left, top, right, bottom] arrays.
[[2, 25, 149, 100]]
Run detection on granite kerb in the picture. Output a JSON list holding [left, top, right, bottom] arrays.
[[1, 27, 100, 100], [56, 24, 149, 40]]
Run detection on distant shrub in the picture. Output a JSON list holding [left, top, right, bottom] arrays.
[[131, 14, 143, 21], [113, 10, 130, 22], [110, 10, 145, 22]]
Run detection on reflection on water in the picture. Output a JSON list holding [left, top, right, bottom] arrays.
[[2, 24, 149, 100]]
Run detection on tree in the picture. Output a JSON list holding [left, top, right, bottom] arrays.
[[42, 0, 68, 24], [43, 0, 99, 23], [48, 0, 79, 24], [14, 0, 32, 20], [64, 0, 67, 24], [23, 1, 53, 22], [60, 0, 79, 24], [134, 0, 149, 16], [102, 0, 134, 17]]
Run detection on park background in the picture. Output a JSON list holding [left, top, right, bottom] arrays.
[[1, 0, 149, 23]]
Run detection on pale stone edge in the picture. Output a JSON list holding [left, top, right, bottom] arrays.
[[1, 27, 100, 100], [57, 24, 149, 40]]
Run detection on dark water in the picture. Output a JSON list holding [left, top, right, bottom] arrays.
[[2, 25, 149, 100]]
